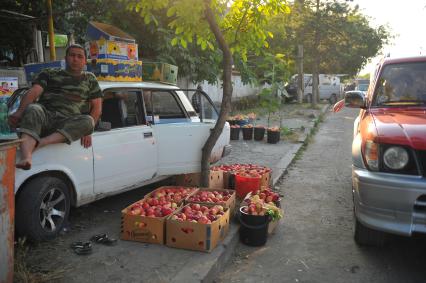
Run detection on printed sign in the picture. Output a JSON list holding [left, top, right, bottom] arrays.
[[0, 77, 18, 101]]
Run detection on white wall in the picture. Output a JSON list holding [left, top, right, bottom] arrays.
[[177, 74, 263, 103]]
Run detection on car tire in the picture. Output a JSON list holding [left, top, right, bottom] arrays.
[[15, 176, 71, 241], [353, 213, 386, 247], [329, 94, 337, 105]]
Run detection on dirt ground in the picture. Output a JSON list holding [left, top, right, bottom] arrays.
[[216, 107, 426, 283]]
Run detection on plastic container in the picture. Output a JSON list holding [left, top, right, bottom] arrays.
[[254, 127, 265, 141], [267, 130, 280, 144], [230, 127, 240, 140], [236, 119, 249, 126], [242, 127, 253, 140], [239, 207, 270, 246], [234, 174, 261, 198]]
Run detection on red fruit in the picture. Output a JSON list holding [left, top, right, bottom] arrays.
[[142, 202, 150, 210], [191, 203, 201, 211], [183, 206, 192, 214], [154, 208, 163, 217], [207, 214, 216, 221], [146, 207, 155, 216], [210, 207, 218, 215], [161, 207, 173, 216], [198, 216, 209, 224], [131, 208, 141, 215], [200, 206, 209, 213]]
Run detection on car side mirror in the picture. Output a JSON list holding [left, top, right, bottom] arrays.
[[96, 121, 111, 131], [345, 92, 366, 109]]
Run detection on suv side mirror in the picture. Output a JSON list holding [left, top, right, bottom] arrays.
[[345, 92, 366, 109]]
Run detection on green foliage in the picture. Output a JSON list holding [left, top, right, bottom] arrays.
[[259, 87, 281, 127], [123, 0, 290, 70], [285, 1, 391, 76]]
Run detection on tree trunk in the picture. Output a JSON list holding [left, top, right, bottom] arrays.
[[200, 1, 233, 187], [297, 44, 304, 104]]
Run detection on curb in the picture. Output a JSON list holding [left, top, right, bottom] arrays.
[[191, 103, 330, 283]]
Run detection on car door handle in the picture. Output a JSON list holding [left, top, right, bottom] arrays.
[[144, 132, 153, 138]]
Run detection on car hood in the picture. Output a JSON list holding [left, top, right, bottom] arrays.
[[371, 108, 426, 150]]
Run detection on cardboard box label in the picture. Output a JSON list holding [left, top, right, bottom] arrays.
[[86, 40, 138, 61], [86, 59, 142, 82], [0, 77, 18, 100]]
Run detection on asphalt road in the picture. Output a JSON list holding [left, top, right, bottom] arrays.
[[216, 107, 426, 283]]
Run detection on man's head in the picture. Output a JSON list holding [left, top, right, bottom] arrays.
[[65, 44, 87, 75]]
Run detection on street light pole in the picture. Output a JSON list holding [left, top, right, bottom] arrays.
[[46, 0, 56, 61]]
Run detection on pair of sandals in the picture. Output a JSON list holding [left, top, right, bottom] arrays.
[[70, 234, 117, 255]]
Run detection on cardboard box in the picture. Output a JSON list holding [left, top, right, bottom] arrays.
[[260, 171, 271, 188], [142, 62, 178, 85], [87, 21, 135, 43], [120, 198, 176, 245], [85, 40, 138, 61], [175, 170, 223, 189], [24, 60, 66, 82], [166, 204, 230, 252], [268, 218, 280, 235], [86, 59, 142, 82], [185, 188, 236, 214]]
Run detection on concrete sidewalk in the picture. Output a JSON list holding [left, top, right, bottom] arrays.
[[21, 103, 330, 283], [173, 103, 330, 283]]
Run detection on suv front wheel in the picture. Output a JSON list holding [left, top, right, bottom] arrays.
[[353, 213, 386, 247]]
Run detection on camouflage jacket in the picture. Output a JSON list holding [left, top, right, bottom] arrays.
[[34, 68, 102, 116]]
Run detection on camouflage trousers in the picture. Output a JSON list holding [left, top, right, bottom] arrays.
[[18, 103, 94, 144]]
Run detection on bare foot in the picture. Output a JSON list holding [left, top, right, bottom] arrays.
[[16, 159, 31, 170]]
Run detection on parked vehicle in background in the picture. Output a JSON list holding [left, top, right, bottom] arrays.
[[355, 78, 369, 92], [344, 55, 426, 246], [285, 74, 341, 104], [7, 81, 231, 241]]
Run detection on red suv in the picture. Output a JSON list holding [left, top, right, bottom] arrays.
[[344, 56, 426, 246]]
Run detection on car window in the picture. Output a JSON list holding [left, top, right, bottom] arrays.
[[144, 90, 187, 122], [190, 91, 218, 121], [373, 62, 426, 106], [101, 89, 143, 129]]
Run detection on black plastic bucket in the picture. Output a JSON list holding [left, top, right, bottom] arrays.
[[242, 127, 253, 140], [230, 127, 240, 140], [239, 207, 270, 246], [267, 130, 280, 144], [254, 127, 265, 141]]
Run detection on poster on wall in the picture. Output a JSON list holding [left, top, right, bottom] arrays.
[[0, 77, 18, 103]]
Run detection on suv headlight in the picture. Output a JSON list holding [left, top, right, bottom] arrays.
[[383, 146, 409, 170]]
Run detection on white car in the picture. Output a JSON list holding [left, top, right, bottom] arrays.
[[7, 81, 231, 241]]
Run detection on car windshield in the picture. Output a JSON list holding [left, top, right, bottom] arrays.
[[373, 62, 426, 106]]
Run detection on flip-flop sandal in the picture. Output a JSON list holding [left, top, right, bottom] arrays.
[[90, 234, 117, 246], [70, 241, 92, 255]]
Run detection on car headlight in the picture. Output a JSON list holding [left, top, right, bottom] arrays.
[[383, 146, 409, 170]]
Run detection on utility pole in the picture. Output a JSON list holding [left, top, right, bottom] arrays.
[[296, 0, 304, 104], [46, 0, 56, 61], [312, 0, 320, 107]]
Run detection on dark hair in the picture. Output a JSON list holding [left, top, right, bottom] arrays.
[[66, 44, 87, 58]]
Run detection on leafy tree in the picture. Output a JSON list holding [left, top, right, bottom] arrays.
[[123, 0, 290, 186]]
